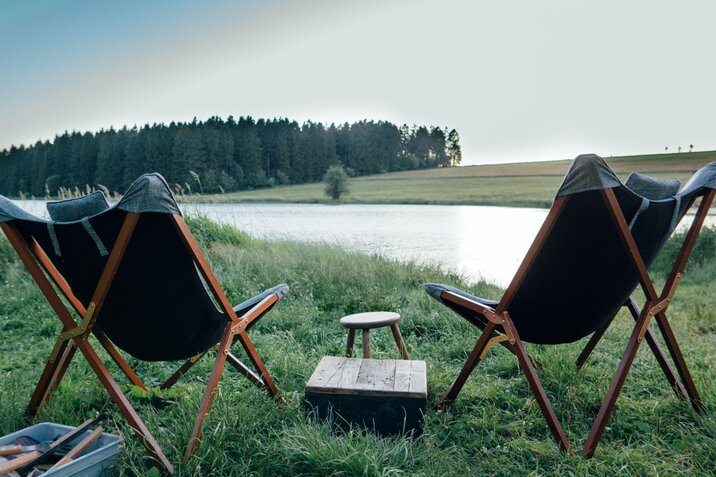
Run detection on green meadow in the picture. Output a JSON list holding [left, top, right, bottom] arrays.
[[185, 151, 716, 207], [1, 216, 714, 476]]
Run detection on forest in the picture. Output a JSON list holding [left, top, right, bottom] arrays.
[[0, 117, 462, 197]]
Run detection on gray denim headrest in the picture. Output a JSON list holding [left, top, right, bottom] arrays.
[[47, 191, 110, 222], [625, 172, 681, 200]]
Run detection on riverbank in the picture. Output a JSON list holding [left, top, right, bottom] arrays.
[[0, 217, 714, 475], [181, 151, 716, 207]]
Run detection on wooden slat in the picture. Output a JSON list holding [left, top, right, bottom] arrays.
[[306, 356, 362, 391], [306, 357, 426, 399], [355, 359, 395, 392], [394, 360, 427, 397]]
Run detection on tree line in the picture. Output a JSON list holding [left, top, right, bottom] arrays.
[[0, 116, 462, 197]]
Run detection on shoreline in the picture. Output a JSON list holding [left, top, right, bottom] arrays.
[[176, 196, 554, 208], [13, 195, 716, 215]]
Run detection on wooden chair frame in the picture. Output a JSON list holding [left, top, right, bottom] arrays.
[[0, 213, 283, 474], [435, 195, 571, 453], [435, 188, 714, 457], [578, 188, 713, 457]]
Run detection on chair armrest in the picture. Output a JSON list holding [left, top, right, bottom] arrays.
[[441, 290, 504, 325], [231, 294, 279, 333]]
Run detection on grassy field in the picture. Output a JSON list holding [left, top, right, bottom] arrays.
[[184, 151, 716, 208], [0, 216, 714, 476]]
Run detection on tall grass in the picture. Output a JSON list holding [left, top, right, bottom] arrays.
[[651, 226, 716, 281], [0, 216, 714, 476]]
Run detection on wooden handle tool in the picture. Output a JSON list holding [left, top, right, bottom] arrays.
[[48, 427, 104, 471], [16, 412, 108, 474], [0, 450, 41, 474], [0, 445, 25, 457]]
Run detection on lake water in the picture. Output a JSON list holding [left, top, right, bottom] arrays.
[[13, 201, 714, 287]]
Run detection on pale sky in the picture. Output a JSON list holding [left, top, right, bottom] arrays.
[[2, 0, 715, 164]]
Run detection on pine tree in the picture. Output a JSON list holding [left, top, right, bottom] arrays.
[[233, 117, 263, 187], [0, 116, 461, 196], [446, 129, 462, 166]]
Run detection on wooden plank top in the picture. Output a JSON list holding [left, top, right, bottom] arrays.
[[306, 356, 427, 399]]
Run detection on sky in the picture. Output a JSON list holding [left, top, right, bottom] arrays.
[[1, 0, 715, 165]]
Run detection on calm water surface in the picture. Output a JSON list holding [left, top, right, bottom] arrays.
[[15, 201, 714, 287], [183, 203, 548, 286]]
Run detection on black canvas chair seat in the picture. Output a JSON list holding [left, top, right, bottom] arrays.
[[0, 173, 289, 473], [3, 176, 288, 362], [15, 209, 228, 361], [428, 156, 715, 345], [425, 154, 715, 457]]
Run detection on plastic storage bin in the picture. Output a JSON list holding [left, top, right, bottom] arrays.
[[0, 422, 121, 476]]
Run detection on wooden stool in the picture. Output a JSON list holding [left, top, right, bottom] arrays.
[[340, 312, 410, 359]]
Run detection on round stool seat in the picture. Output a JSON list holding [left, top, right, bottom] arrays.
[[340, 311, 400, 329]]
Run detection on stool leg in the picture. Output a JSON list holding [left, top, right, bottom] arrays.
[[362, 329, 371, 358], [390, 324, 410, 360], [345, 329, 356, 357]]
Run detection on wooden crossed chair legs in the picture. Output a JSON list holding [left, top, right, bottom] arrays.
[[2, 213, 283, 474], [576, 189, 711, 457], [432, 293, 571, 453], [430, 188, 713, 458]]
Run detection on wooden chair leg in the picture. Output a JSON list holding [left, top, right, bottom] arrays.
[[576, 315, 614, 368], [641, 326, 688, 401], [163, 331, 281, 401], [622, 299, 687, 401], [160, 351, 208, 390], [583, 303, 651, 459], [226, 351, 266, 389], [43, 341, 78, 406], [504, 316, 570, 452], [577, 298, 636, 369], [236, 331, 279, 398], [390, 324, 410, 360], [79, 340, 174, 474], [94, 328, 147, 391], [653, 312, 703, 411], [25, 333, 172, 472], [345, 329, 355, 357], [26, 339, 75, 417], [436, 323, 496, 409], [185, 329, 232, 461], [577, 299, 687, 401], [183, 331, 283, 460], [163, 335, 277, 398], [1, 221, 172, 473], [33, 333, 148, 413], [361, 329, 371, 358]]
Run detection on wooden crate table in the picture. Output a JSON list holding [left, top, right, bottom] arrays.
[[305, 356, 427, 435]]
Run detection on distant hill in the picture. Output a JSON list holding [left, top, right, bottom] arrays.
[[358, 150, 716, 181], [188, 150, 716, 208]]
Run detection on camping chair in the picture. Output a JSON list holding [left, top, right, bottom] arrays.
[[425, 154, 715, 457], [0, 173, 289, 474]]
